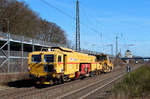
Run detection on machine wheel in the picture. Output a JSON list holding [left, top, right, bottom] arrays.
[[89, 71, 94, 77], [60, 75, 65, 83], [75, 72, 80, 79], [103, 63, 107, 73], [110, 67, 113, 71]]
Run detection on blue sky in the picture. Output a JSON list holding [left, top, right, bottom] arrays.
[[18, 0, 150, 56]]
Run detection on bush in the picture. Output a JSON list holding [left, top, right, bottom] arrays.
[[112, 65, 150, 97]]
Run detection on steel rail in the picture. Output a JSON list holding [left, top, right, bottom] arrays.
[[79, 73, 125, 99], [55, 70, 124, 99], [2, 69, 121, 99], [56, 65, 141, 99]]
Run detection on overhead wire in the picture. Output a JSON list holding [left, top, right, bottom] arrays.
[[39, 0, 100, 34], [80, 3, 102, 34], [40, 0, 75, 20], [79, 1, 100, 33]]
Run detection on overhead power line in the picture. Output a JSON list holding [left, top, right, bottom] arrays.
[[40, 0, 100, 34], [40, 0, 75, 19]]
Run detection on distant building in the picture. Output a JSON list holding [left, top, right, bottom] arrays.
[[125, 50, 132, 58]]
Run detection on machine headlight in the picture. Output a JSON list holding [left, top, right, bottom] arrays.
[[28, 67, 31, 71]]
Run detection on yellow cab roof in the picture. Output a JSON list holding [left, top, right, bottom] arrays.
[[30, 51, 56, 55], [30, 47, 95, 58], [51, 47, 74, 52]]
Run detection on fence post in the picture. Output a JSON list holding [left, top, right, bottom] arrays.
[[32, 39, 34, 51], [21, 36, 24, 72], [7, 33, 10, 72]]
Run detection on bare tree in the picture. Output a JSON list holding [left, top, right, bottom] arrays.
[[0, 0, 68, 45]]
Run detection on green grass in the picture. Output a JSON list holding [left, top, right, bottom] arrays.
[[112, 65, 150, 97]]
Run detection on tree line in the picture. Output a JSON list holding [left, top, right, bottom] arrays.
[[0, 0, 68, 45]]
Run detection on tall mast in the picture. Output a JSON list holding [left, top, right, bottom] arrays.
[[76, 0, 80, 52]]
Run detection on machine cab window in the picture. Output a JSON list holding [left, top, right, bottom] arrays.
[[44, 54, 54, 63], [58, 55, 62, 62], [31, 55, 42, 63]]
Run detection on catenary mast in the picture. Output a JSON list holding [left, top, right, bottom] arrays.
[[76, 0, 80, 52]]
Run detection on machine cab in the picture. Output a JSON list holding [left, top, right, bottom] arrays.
[[28, 51, 64, 77]]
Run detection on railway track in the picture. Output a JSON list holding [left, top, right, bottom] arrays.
[[0, 65, 140, 99], [55, 71, 125, 99], [84, 64, 142, 99], [15, 71, 121, 99]]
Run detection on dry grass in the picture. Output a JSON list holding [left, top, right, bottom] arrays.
[[108, 65, 150, 98]]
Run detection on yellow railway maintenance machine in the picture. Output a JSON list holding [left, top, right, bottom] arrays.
[[95, 54, 114, 73], [28, 47, 113, 84]]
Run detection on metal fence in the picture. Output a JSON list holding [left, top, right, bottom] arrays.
[[0, 32, 102, 73], [0, 51, 29, 73]]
